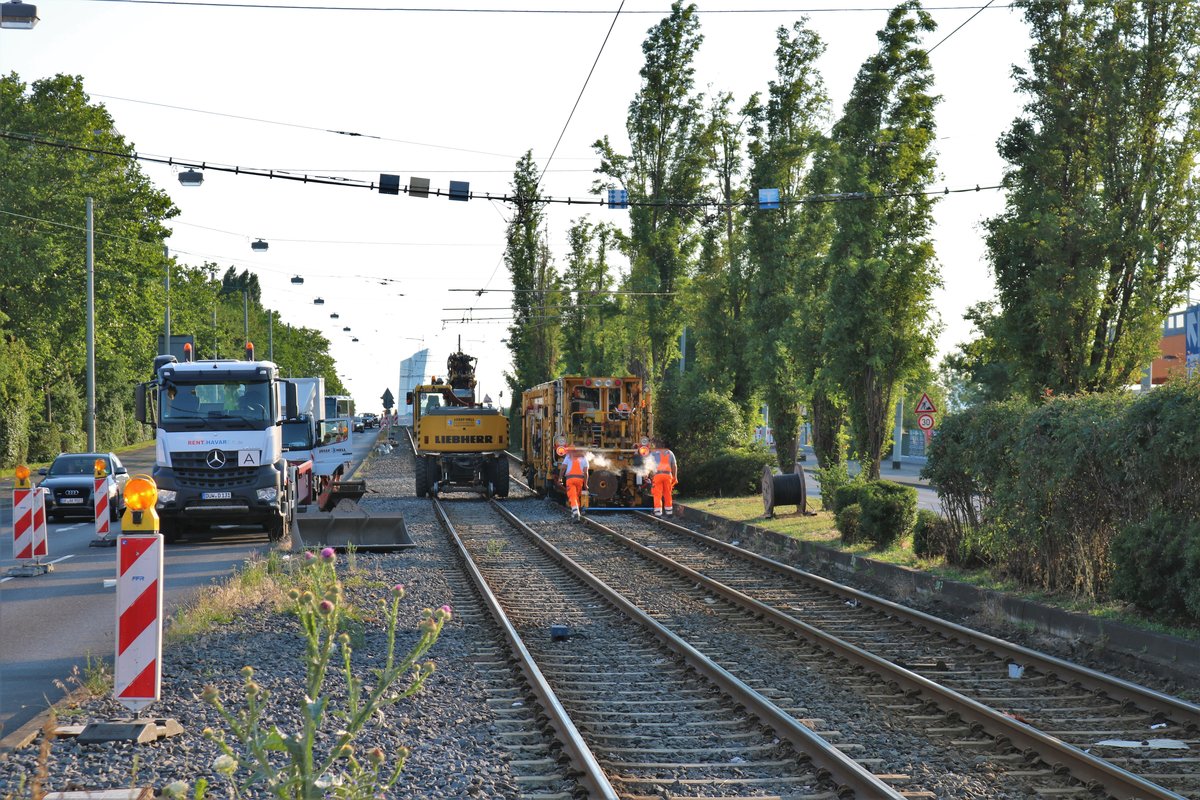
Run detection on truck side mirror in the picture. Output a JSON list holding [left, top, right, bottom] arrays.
[[284, 381, 299, 420], [405, 392, 413, 406], [134, 383, 147, 424]]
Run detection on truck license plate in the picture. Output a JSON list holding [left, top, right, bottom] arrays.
[[202, 491, 232, 500], [60, 498, 84, 504]]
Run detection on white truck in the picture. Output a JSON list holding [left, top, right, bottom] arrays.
[[282, 377, 357, 508], [135, 347, 299, 543]]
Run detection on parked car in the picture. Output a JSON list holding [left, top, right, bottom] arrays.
[[361, 412, 379, 429], [37, 452, 129, 522]]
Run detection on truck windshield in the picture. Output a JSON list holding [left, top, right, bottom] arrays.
[[161, 380, 273, 430]]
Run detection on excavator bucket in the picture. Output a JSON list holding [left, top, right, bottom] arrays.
[[293, 501, 414, 552]]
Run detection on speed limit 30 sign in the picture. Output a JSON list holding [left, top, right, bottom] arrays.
[[917, 413, 935, 431]]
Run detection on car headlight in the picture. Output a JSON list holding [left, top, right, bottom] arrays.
[[156, 489, 177, 503], [257, 487, 278, 503]]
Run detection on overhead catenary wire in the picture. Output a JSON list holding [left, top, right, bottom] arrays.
[[2, 127, 1004, 210], [926, 0, 996, 55], [79, 1, 1024, 13]]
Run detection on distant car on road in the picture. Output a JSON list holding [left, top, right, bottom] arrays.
[[353, 415, 366, 433], [37, 452, 129, 521], [361, 412, 379, 429]]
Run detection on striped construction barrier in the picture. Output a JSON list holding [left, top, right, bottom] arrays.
[[114, 530, 163, 712], [94, 473, 112, 540], [9, 465, 50, 576]]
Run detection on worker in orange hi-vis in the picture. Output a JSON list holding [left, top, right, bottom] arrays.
[[560, 446, 589, 522], [648, 439, 678, 517]]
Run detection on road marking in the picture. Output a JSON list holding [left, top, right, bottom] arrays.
[[0, 576, 12, 583], [47, 554, 75, 565]]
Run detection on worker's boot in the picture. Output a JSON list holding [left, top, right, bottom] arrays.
[[665, 507, 673, 517], [571, 508, 581, 523], [654, 508, 663, 517]]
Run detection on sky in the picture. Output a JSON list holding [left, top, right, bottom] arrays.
[[3, 0, 1038, 412]]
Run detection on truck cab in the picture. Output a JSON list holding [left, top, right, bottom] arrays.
[[137, 351, 298, 542]]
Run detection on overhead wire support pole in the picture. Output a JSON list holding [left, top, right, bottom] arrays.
[[85, 197, 96, 452]]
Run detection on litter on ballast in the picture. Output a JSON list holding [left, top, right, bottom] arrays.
[[1094, 739, 1188, 750]]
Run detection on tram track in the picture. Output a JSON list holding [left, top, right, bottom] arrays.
[[560, 509, 1200, 799], [434, 496, 909, 799]]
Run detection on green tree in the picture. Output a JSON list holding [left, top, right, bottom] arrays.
[[504, 151, 559, 403], [823, 2, 941, 479], [559, 218, 622, 376], [970, 0, 1200, 398], [743, 21, 837, 471], [594, 0, 708, 387]]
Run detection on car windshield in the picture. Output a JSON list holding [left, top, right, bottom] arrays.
[[49, 455, 107, 476]]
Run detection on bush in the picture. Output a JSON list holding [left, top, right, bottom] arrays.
[[1110, 511, 1200, 622], [857, 480, 918, 549], [816, 462, 851, 512], [836, 503, 862, 545], [912, 508, 951, 559], [833, 483, 869, 516], [682, 444, 775, 497]]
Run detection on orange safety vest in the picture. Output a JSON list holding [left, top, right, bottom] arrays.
[[652, 449, 673, 474], [564, 453, 587, 477]]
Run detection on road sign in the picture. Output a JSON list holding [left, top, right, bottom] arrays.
[[917, 413, 935, 431], [915, 393, 937, 414]]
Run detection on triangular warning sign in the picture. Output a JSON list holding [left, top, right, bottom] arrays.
[[915, 393, 937, 414]]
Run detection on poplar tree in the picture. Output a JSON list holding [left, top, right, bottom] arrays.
[[969, 0, 1200, 398], [823, 2, 941, 479], [594, 0, 708, 386], [560, 218, 622, 376], [504, 151, 559, 403], [744, 21, 836, 471]]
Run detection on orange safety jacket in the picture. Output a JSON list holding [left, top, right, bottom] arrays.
[[651, 449, 676, 475], [563, 453, 588, 478]]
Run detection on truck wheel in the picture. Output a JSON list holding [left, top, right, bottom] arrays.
[[267, 514, 286, 542], [426, 457, 440, 497], [160, 518, 179, 544], [493, 459, 510, 498], [415, 456, 430, 497]]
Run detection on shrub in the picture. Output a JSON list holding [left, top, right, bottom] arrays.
[[833, 482, 869, 516], [836, 503, 862, 545], [816, 462, 851, 512], [912, 508, 951, 559], [682, 444, 775, 497], [1110, 512, 1200, 622], [857, 480, 918, 549]]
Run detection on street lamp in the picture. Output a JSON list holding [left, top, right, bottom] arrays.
[[178, 168, 204, 187], [0, 1, 38, 28]]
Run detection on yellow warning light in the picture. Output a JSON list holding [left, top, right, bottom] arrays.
[[124, 476, 159, 511], [94, 458, 108, 477], [555, 445, 567, 457], [637, 445, 650, 456], [15, 464, 30, 481]]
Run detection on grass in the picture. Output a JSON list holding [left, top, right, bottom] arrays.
[[166, 553, 288, 644], [686, 492, 1200, 642]]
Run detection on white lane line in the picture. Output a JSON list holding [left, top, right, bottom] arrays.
[[0, 576, 12, 583], [47, 554, 75, 565]]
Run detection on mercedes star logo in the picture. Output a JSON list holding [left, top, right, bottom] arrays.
[[206, 449, 227, 469]]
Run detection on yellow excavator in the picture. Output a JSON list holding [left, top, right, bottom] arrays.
[[409, 350, 509, 498]]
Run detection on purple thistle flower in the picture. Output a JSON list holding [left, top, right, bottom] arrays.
[[320, 547, 336, 562]]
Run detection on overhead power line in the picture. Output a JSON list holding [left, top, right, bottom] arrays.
[[926, 0, 996, 55], [0, 130, 1002, 210], [80, 1, 1021, 13]]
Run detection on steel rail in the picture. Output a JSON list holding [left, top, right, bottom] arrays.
[[489, 500, 906, 800], [430, 499, 619, 800], [641, 511, 1200, 728], [588, 512, 1190, 800]]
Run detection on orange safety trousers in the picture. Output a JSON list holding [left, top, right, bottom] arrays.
[[651, 472, 674, 512], [565, 477, 586, 511]]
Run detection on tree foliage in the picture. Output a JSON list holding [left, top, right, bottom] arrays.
[[823, 2, 941, 479], [0, 74, 345, 465], [964, 0, 1200, 399]]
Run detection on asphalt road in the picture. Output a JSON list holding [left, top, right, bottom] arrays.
[[0, 429, 380, 741]]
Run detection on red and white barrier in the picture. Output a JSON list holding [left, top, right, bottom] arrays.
[[115, 533, 164, 713], [33, 489, 47, 558], [94, 474, 112, 540], [12, 485, 35, 560]]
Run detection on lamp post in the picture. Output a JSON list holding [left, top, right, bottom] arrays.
[[85, 197, 95, 451], [163, 245, 171, 356]]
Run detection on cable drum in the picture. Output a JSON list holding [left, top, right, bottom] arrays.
[[762, 465, 806, 518]]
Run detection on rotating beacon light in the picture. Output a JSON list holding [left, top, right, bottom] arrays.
[[122, 475, 160, 532]]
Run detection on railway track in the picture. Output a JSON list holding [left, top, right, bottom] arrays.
[[435, 496, 908, 799], [559, 510, 1200, 799]]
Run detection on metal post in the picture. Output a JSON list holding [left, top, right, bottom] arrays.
[[679, 326, 687, 375], [891, 394, 903, 470], [212, 304, 217, 359], [163, 245, 170, 355], [85, 197, 96, 451], [268, 309, 273, 362], [243, 289, 249, 342]]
